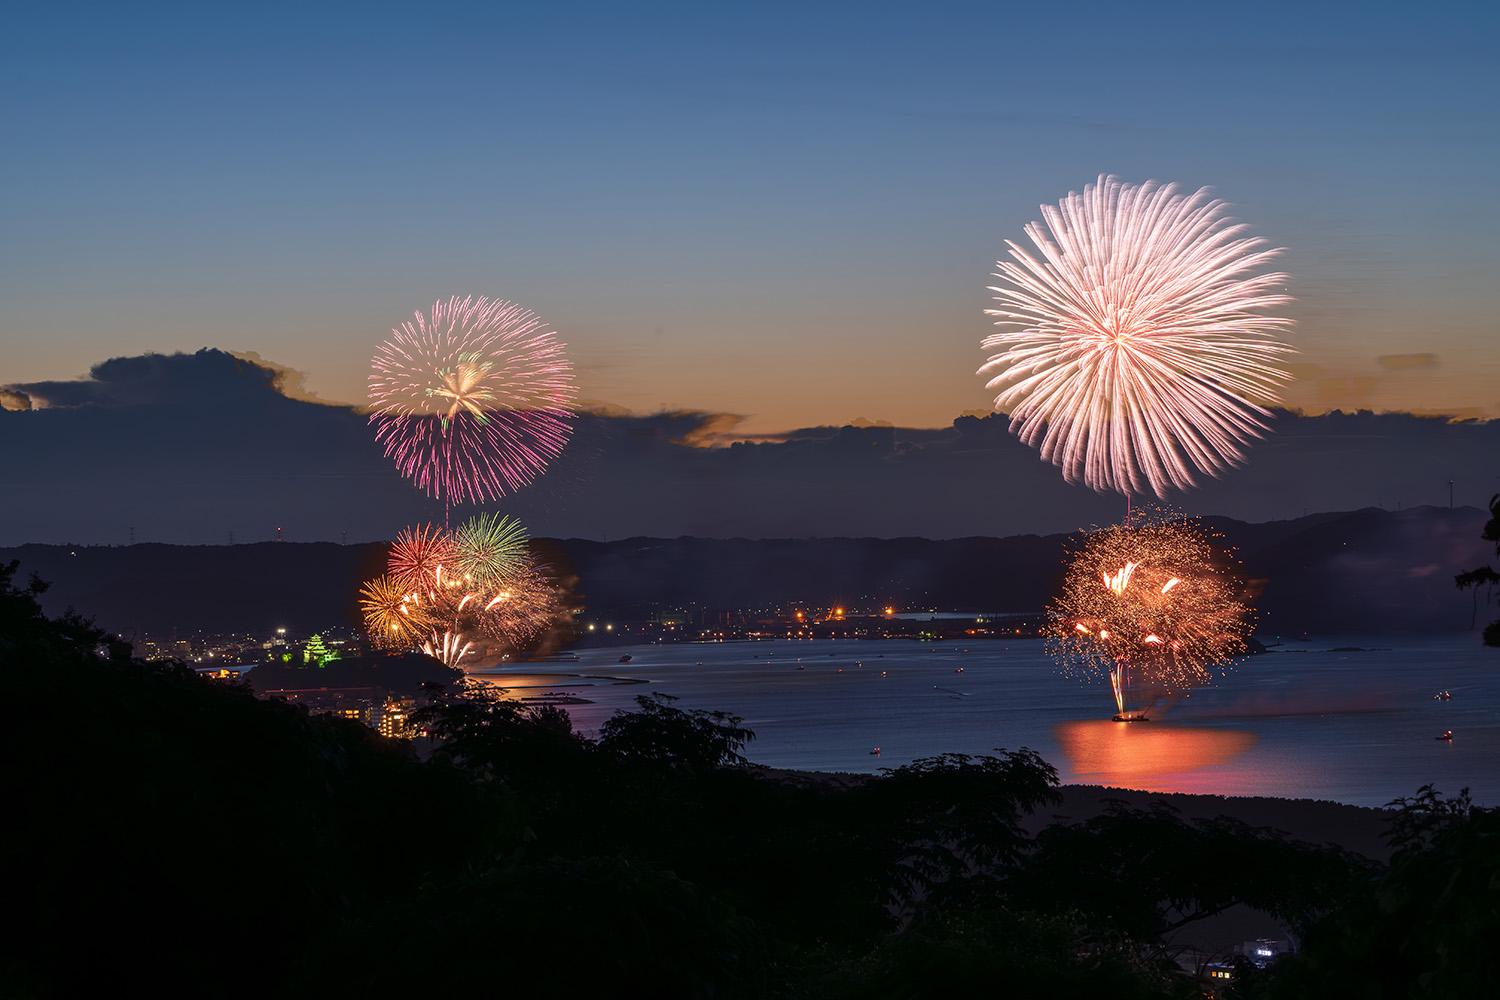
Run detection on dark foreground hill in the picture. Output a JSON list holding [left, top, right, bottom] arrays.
[[1, 505, 1488, 637], [6, 558, 1496, 998], [246, 653, 460, 696]]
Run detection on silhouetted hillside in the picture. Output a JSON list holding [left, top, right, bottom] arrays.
[[247, 653, 460, 696], [1, 506, 1488, 637]]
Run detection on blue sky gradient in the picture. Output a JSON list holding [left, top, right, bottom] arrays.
[[3, 1, 1497, 430]]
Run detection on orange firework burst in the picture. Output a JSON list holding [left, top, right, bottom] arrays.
[[359, 574, 434, 650], [1046, 516, 1252, 719]]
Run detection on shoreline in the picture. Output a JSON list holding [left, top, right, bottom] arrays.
[[765, 767, 1393, 860]]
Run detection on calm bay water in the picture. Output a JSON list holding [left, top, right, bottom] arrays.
[[473, 635, 1500, 807]]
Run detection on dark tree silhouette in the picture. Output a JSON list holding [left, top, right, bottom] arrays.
[[1455, 493, 1500, 644], [2, 562, 511, 997], [1240, 788, 1499, 999], [12, 561, 1488, 998], [1005, 800, 1374, 948], [856, 751, 1060, 919], [598, 691, 756, 770]]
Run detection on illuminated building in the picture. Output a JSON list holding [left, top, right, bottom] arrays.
[[302, 634, 338, 667], [1203, 962, 1235, 986], [377, 697, 415, 739]]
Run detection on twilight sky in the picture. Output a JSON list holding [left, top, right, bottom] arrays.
[[3, 350, 1499, 544], [3, 1, 1498, 432]]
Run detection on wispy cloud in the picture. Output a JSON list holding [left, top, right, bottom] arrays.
[[1377, 353, 1440, 371]]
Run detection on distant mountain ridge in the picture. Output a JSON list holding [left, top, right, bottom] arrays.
[[1, 506, 1489, 638], [6, 350, 1499, 542]]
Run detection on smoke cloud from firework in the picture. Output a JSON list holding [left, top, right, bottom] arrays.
[[369, 295, 576, 507], [1045, 514, 1253, 717], [979, 175, 1294, 498]]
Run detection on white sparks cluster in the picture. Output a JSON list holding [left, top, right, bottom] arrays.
[[980, 175, 1294, 497]]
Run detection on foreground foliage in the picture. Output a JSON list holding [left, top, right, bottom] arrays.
[[3, 561, 1492, 998]]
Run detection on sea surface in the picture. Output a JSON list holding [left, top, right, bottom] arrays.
[[471, 635, 1500, 808]]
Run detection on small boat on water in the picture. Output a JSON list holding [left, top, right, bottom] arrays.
[[1434, 690, 1453, 701], [954, 667, 965, 674], [869, 746, 881, 756], [618, 654, 633, 663], [1437, 730, 1454, 742], [879, 670, 889, 678]]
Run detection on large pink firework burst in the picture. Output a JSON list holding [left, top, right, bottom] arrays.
[[370, 295, 576, 505], [979, 175, 1294, 498]]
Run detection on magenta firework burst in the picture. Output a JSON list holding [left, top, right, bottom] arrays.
[[369, 296, 576, 505], [979, 176, 1294, 498]]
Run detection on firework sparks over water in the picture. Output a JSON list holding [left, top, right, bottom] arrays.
[[1046, 516, 1252, 718], [360, 519, 566, 668], [418, 563, 483, 668], [979, 175, 1293, 498], [369, 295, 576, 506]]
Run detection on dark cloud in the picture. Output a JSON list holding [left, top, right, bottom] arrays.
[[2, 349, 324, 410], [227, 350, 346, 407], [2, 350, 1498, 544], [1377, 353, 1440, 371], [1401, 406, 1491, 421]]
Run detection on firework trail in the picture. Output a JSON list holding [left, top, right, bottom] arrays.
[[979, 175, 1293, 498], [369, 295, 576, 507], [1045, 515, 1252, 719]]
